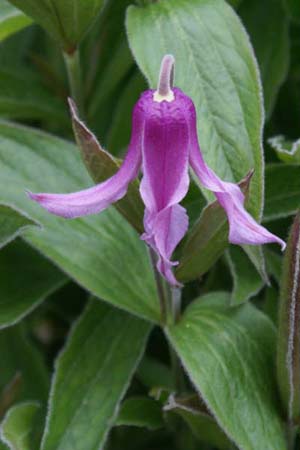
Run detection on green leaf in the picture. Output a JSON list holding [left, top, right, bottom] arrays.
[[165, 395, 231, 449], [41, 301, 151, 450], [264, 164, 300, 222], [137, 356, 174, 391], [0, 121, 159, 323], [0, 68, 68, 124], [106, 70, 147, 156], [284, 0, 300, 22], [115, 397, 163, 430], [240, 0, 290, 118], [126, 0, 264, 220], [7, 0, 105, 51], [167, 292, 286, 450], [277, 212, 300, 421], [0, 240, 66, 328], [1, 402, 41, 450], [0, 204, 36, 250], [0, 0, 32, 42], [0, 325, 49, 403], [269, 135, 300, 164], [226, 245, 264, 304]]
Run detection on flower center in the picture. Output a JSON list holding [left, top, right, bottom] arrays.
[[153, 54, 175, 103]]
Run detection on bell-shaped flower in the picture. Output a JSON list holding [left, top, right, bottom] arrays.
[[28, 55, 285, 286]]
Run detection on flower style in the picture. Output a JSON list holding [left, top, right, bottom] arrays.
[[28, 55, 285, 286]]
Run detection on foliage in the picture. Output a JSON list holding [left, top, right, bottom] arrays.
[[0, 0, 299, 449]]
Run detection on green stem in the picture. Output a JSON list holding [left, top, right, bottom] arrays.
[[149, 249, 168, 325], [287, 423, 296, 450], [63, 49, 85, 117]]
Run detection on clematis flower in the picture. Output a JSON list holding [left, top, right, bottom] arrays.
[[28, 55, 285, 286]]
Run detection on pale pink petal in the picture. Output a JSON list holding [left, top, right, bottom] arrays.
[[28, 105, 143, 218], [186, 96, 286, 250]]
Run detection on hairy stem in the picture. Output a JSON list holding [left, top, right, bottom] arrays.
[[63, 49, 85, 117]]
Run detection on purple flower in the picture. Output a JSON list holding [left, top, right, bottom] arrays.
[[28, 55, 285, 286]]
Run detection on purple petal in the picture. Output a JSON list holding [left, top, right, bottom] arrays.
[[187, 97, 286, 250], [28, 105, 143, 219], [138, 89, 190, 285], [142, 205, 188, 286]]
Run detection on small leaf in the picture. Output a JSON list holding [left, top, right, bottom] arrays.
[[41, 301, 151, 450], [0, 121, 159, 323], [137, 356, 174, 391], [167, 292, 286, 450], [0, 240, 67, 329], [277, 212, 300, 421], [226, 245, 264, 305], [268, 135, 300, 165], [0, 0, 32, 42], [7, 0, 105, 51], [1, 402, 41, 450], [164, 394, 231, 449], [264, 164, 300, 222], [0, 204, 36, 250], [240, 0, 290, 118], [126, 0, 264, 220], [115, 397, 163, 430], [69, 99, 144, 233], [176, 171, 253, 283]]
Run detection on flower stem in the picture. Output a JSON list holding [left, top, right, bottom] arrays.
[[149, 249, 168, 325], [63, 49, 85, 118]]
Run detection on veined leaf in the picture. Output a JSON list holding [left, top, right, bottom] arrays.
[[0, 240, 66, 329], [0, 121, 159, 323], [7, 0, 105, 51], [0, 0, 32, 42], [126, 0, 264, 220], [167, 292, 286, 450], [41, 301, 151, 450]]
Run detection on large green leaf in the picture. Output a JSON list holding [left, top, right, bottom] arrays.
[[1, 402, 41, 450], [0, 240, 66, 329], [126, 0, 264, 220], [7, 0, 105, 51], [0, 121, 159, 323], [0, 69, 68, 124], [264, 164, 300, 222], [0, 204, 36, 250], [41, 301, 151, 450], [167, 292, 286, 450], [0, 1, 32, 42], [240, 0, 290, 118]]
